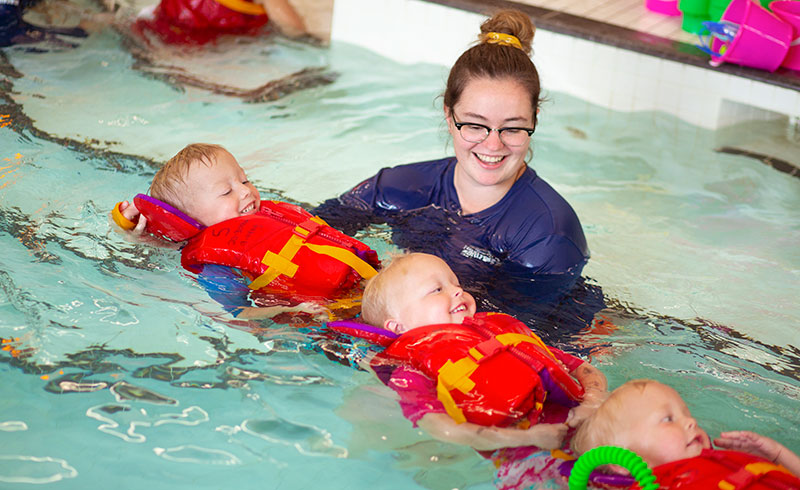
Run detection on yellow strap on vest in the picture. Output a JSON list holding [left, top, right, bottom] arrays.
[[304, 243, 378, 280], [210, 0, 266, 16], [494, 332, 557, 358], [248, 231, 305, 289], [247, 220, 378, 290], [718, 462, 793, 490], [437, 357, 481, 423], [435, 330, 558, 424]]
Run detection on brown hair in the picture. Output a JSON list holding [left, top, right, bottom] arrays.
[[149, 143, 228, 211], [443, 9, 541, 128], [570, 379, 655, 456]]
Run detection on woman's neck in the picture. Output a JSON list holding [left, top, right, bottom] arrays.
[[453, 164, 525, 215]]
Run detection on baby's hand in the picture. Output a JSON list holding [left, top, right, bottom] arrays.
[[111, 200, 147, 237], [295, 301, 330, 321], [527, 423, 569, 450], [714, 431, 781, 462], [567, 389, 608, 428]]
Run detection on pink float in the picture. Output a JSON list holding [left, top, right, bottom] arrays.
[[646, 0, 682, 16], [708, 0, 793, 71], [770, 0, 800, 70]]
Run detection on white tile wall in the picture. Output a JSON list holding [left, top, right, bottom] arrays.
[[331, 0, 800, 129]]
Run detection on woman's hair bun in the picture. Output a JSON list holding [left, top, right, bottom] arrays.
[[479, 9, 535, 55]]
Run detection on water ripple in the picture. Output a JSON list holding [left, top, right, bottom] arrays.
[[86, 404, 209, 443], [0, 421, 27, 431], [0, 455, 77, 484], [242, 417, 347, 458], [153, 445, 241, 465]]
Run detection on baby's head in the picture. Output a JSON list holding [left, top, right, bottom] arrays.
[[571, 379, 711, 467], [361, 253, 476, 334], [149, 143, 261, 227]]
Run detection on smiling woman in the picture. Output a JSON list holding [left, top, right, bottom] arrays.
[[316, 9, 590, 313]]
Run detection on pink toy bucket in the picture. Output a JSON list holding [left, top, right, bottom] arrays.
[[710, 0, 793, 71], [770, 0, 800, 70], [646, 0, 681, 15]]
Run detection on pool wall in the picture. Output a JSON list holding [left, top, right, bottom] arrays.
[[330, 0, 800, 130]]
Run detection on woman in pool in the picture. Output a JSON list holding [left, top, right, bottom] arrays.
[[316, 9, 593, 328]]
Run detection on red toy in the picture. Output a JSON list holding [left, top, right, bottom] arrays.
[[133, 0, 270, 45]]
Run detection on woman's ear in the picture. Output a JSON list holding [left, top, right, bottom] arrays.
[[384, 318, 406, 335]]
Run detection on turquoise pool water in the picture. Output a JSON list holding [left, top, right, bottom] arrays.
[[1, 22, 798, 490]]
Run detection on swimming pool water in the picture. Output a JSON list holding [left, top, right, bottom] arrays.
[[1, 20, 798, 490]]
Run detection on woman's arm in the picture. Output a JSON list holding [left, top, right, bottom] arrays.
[[417, 413, 568, 451]]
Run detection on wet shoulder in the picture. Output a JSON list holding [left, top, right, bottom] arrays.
[[374, 157, 457, 210], [509, 168, 582, 234]]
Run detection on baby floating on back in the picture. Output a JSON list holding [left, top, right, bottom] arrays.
[[332, 252, 608, 452], [112, 143, 379, 297]]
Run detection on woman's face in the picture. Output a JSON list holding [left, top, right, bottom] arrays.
[[446, 77, 534, 190]]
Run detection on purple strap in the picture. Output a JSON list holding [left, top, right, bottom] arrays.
[[328, 320, 399, 340], [136, 193, 205, 230]]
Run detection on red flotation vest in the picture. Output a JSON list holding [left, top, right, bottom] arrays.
[[371, 312, 585, 427], [635, 449, 800, 490], [119, 195, 379, 296], [134, 0, 269, 45], [181, 200, 379, 296]]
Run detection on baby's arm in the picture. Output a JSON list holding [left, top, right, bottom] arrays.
[[417, 413, 568, 451], [715, 431, 800, 476], [258, 0, 307, 38], [232, 302, 328, 322], [566, 361, 608, 428]]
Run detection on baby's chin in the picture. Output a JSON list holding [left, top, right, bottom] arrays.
[[452, 309, 476, 324], [684, 434, 711, 459]]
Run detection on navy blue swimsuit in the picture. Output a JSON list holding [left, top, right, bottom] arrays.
[[314, 158, 601, 337], [336, 157, 588, 275]]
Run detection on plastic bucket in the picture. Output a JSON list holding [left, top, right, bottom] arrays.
[[770, 0, 800, 70], [711, 0, 792, 71], [647, 0, 682, 15]]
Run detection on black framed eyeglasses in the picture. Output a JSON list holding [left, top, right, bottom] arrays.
[[452, 113, 535, 147]]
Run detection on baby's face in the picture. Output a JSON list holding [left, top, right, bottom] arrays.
[[614, 382, 711, 467], [386, 254, 476, 334], [181, 150, 260, 226]]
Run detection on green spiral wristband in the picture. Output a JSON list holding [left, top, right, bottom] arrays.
[[568, 446, 659, 490]]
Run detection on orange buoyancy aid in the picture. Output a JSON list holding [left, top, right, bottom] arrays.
[[634, 449, 800, 490], [373, 312, 585, 427], [180, 200, 379, 296]]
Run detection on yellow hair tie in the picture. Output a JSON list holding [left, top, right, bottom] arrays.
[[483, 32, 523, 50]]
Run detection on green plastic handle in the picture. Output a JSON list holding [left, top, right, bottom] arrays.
[[568, 446, 659, 490]]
